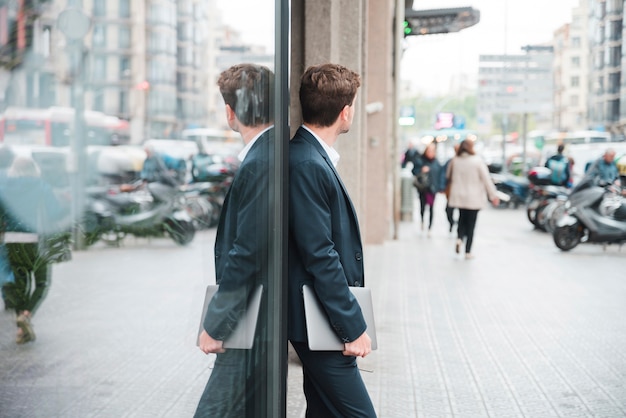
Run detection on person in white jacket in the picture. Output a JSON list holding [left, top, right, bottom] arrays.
[[446, 139, 499, 259]]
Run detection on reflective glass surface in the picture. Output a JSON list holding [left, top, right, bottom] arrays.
[[0, 0, 285, 416]]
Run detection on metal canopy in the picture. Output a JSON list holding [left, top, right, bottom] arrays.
[[404, 7, 480, 36]]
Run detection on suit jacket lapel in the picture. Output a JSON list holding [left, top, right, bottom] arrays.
[[296, 127, 360, 225]]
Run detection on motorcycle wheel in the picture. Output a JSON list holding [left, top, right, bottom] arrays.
[[536, 200, 557, 232], [546, 202, 567, 234], [553, 223, 581, 251], [186, 198, 213, 230], [166, 219, 195, 246], [208, 201, 222, 227], [527, 201, 538, 225]]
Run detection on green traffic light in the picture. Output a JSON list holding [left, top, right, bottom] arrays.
[[403, 20, 412, 35]]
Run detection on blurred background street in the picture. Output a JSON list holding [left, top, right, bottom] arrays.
[[1, 198, 625, 418]]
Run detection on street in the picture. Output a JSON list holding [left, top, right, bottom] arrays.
[[1, 198, 625, 418]]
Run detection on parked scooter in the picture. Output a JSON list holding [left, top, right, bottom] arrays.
[[553, 177, 626, 251], [491, 172, 530, 209], [83, 180, 196, 246], [526, 166, 569, 231]]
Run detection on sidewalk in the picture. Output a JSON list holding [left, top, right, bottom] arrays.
[[1, 199, 626, 417]]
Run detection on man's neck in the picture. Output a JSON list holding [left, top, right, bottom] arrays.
[[239, 123, 272, 144], [303, 123, 339, 147]]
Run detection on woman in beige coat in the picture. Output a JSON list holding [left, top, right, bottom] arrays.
[[446, 140, 499, 259]]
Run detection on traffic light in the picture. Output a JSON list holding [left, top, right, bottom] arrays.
[[403, 20, 413, 36]]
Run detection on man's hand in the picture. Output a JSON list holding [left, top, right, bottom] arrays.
[[343, 331, 371, 358], [198, 330, 225, 354]]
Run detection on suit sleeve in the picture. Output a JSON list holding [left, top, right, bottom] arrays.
[[289, 159, 367, 343], [203, 160, 269, 340]]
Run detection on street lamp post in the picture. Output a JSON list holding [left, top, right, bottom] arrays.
[[57, 7, 91, 250]]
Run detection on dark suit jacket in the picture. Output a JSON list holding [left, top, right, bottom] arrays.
[[202, 129, 272, 341], [288, 126, 367, 344]]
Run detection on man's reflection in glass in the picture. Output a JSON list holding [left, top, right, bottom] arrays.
[[194, 64, 274, 418]]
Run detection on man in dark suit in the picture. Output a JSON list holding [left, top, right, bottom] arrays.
[[288, 63, 376, 417], [194, 64, 274, 418]]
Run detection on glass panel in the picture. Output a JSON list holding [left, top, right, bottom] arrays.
[[0, 0, 286, 417]]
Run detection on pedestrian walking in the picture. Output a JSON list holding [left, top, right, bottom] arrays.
[[442, 143, 460, 233], [288, 63, 377, 417], [0, 156, 70, 344], [446, 139, 499, 259], [413, 142, 444, 235], [194, 64, 274, 418], [401, 142, 418, 169]]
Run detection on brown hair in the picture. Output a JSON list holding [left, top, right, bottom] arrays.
[[457, 139, 475, 156], [217, 64, 274, 127], [299, 63, 361, 127]]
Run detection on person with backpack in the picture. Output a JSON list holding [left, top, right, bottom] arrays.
[[545, 144, 570, 187]]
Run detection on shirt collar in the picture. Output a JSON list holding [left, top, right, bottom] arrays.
[[238, 126, 273, 162], [302, 125, 340, 167]]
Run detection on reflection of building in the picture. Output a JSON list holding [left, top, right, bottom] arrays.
[[1, 0, 219, 143]]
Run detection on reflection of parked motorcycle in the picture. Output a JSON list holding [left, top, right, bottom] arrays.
[[553, 178, 626, 251], [182, 182, 226, 229], [83, 181, 195, 246]]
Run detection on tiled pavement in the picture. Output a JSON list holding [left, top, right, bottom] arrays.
[[1, 199, 626, 417]]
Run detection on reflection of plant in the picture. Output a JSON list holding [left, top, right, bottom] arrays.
[[39, 232, 73, 264]]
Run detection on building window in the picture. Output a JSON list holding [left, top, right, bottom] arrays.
[[119, 90, 128, 114], [93, 24, 107, 48], [93, 0, 106, 17], [569, 95, 579, 106], [119, 26, 131, 49], [571, 76, 580, 88], [119, 0, 130, 18], [571, 56, 580, 68], [93, 55, 107, 81], [571, 37, 581, 48], [94, 89, 105, 112], [120, 56, 131, 80]]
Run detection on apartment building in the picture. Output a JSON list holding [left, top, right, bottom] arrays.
[[553, 0, 590, 131], [588, 0, 623, 132]]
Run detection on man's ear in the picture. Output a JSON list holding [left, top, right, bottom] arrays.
[[339, 104, 350, 121], [225, 104, 236, 123], [224, 104, 238, 131]]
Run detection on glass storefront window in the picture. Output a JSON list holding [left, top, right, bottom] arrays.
[[1, 0, 288, 416]]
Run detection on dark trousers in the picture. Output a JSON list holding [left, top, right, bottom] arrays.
[[445, 204, 456, 231], [291, 341, 376, 418], [457, 209, 479, 253], [194, 346, 267, 418], [417, 190, 435, 229]]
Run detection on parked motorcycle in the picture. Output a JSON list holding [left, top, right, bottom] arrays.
[[553, 178, 626, 251], [526, 166, 569, 231], [83, 181, 196, 246], [491, 172, 529, 209]]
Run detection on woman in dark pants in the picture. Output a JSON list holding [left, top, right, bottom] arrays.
[[0, 156, 69, 344], [412, 142, 443, 235], [446, 140, 499, 259]]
